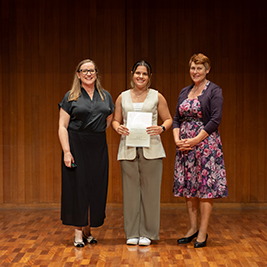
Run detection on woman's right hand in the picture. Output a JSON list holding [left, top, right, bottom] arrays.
[[116, 125, 129, 136], [64, 151, 74, 168], [176, 139, 191, 152]]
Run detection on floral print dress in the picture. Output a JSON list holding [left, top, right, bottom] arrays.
[[173, 85, 228, 199]]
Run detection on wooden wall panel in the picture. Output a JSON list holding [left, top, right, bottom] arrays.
[[125, 0, 267, 203], [0, 0, 126, 204], [0, 0, 266, 205]]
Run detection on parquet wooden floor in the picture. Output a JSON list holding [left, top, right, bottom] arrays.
[[0, 204, 267, 266]]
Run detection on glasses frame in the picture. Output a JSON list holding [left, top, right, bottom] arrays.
[[79, 69, 96, 75]]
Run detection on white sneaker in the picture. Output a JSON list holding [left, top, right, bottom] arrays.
[[139, 237, 151, 246], [126, 238, 139, 245]]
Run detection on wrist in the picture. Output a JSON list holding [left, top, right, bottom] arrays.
[[194, 136, 201, 145], [160, 125, 166, 133]]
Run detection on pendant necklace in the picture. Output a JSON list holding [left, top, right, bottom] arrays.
[[132, 89, 148, 100]]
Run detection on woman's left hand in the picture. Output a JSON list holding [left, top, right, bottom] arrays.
[[183, 137, 198, 149], [146, 125, 164, 136], [179, 130, 208, 151]]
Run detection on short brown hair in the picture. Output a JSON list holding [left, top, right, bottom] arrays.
[[189, 53, 211, 70]]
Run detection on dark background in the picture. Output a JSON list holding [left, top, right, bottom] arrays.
[[0, 0, 266, 205]]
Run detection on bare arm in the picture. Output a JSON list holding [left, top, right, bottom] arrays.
[[173, 127, 208, 151], [184, 129, 209, 149], [173, 127, 191, 151], [106, 113, 114, 129], [58, 108, 74, 168], [112, 94, 129, 136], [146, 93, 173, 135], [173, 127, 186, 148], [173, 127, 180, 145]]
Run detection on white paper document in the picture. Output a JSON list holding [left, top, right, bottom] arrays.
[[126, 112, 152, 147]]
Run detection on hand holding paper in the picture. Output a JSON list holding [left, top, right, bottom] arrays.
[[146, 125, 163, 136], [116, 124, 129, 136]]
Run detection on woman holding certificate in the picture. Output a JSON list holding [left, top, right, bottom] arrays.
[[112, 60, 172, 246]]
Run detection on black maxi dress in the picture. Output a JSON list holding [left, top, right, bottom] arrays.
[[59, 88, 114, 227]]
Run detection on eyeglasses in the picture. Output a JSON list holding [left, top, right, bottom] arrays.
[[79, 69, 96, 75]]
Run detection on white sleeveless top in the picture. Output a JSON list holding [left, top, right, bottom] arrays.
[[117, 89, 166, 160]]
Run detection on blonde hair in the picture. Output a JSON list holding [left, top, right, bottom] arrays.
[[68, 59, 105, 101], [189, 53, 211, 70]]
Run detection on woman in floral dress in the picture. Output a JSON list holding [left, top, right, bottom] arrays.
[[173, 53, 228, 248]]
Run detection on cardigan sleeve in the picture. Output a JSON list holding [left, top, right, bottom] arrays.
[[203, 86, 223, 135], [172, 98, 181, 129], [172, 87, 190, 129]]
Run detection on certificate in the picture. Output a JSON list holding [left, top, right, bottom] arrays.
[[126, 112, 152, 147]]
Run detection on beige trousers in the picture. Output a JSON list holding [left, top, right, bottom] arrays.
[[121, 147, 163, 240]]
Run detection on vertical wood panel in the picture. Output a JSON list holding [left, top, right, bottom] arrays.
[[125, 0, 267, 203], [0, 0, 266, 205], [0, 0, 126, 204]]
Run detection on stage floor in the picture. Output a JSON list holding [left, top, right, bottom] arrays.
[[0, 204, 266, 266]]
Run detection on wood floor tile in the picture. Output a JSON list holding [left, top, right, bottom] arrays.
[[0, 206, 267, 266]]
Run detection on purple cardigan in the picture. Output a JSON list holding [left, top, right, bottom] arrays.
[[173, 81, 223, 135]]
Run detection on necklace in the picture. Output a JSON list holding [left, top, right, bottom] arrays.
[[191, 80, 207, 94], [132, 89, 148, 100], [191, 86, 201, 94]]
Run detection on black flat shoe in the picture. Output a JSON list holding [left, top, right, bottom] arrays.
[[83, 232, 97, 244], [177, 230, 199, 244], [194, 234, 208, 248], [74, 237, 85, 247]]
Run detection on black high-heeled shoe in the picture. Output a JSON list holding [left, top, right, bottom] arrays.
[[194, 234, 208, 248], [177, 230, 199, 244]]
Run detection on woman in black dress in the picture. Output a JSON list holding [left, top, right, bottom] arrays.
[[58, 59, 114, 247]]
